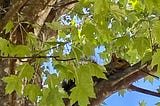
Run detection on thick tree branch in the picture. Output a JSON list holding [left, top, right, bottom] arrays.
[[0, 0, 28, 31], [88, 61, 158, 106]]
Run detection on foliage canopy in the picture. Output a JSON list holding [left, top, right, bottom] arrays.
[[1, 0, 160, 106]]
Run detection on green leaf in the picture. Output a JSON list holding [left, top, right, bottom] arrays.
[[133, 37, 150, 56], [139, 100, 146, 106], [70, 45, 83, 60], [27, 32, 38, 47], [45, 74, 59, 88], [144, 76, 154, 83], [118, 89, 126, 97], [152, 0, 160, 8], [141, 49, 152, 65], [83, 43, 95, 56], [14, 45, 31, 56], [2, 75, 22, 95], [81, 22, 97, 42], [24, 84, 42, 103], [4, 20, 14, 34], [110, 4, 126, 19], [127, 12, 138, 23], [47, 88, 65, 106], [0, 38, 14, 56], [156, 102, 160, 106], [55, 64, 75, 80], [144, 0, 154, 13], [152, 21, 160, 44], [17, 63, 34, 81], [39, 87, 65, 106], [71, 26, 79, 41], [94, 0, 109, 15], [114, 35, 130, 46], [70, 65, 96, 106], [58, 30, 67, 38], [88, 62, 106, 79], [152, 50, 160, 68]]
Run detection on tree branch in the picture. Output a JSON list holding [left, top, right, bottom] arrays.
[[0, 0, 28, 31], [128, 84, 160, 97], [88, 61, 158, 106], [0, 55, 76, 62]]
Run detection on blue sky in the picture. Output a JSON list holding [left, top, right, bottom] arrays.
[[104, 78, 160, 106]]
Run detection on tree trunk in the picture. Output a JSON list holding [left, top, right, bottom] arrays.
[[0, 0, 78, 106]]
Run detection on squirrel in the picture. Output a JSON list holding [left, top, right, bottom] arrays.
[[62, 53, 131, 96], [104, 53, 130, 76]]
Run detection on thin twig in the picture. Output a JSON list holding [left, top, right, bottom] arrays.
[[55, 57, 76, 61], [0, 55, 59, 59], [141, 70, 159, 79], [0, 55, 76, 62]]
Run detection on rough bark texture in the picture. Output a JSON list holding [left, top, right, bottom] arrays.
[[0, 59, 9, 106], [88, 61, 157, 106], [0, 0, 78, 106]]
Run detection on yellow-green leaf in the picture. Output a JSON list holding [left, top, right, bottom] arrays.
[[24, 84, 42, 103], [139, 100, 146, 106], [2, 75, 22, 95], [4, 20, 14, 34], [17, 63, 34, 81]]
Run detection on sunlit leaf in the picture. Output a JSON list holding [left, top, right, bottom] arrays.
[[114, 35, 130, 46], [94, 0, 109, 15], [27, 32, 38, 47], [17, 63, 34, 81], [118, 89, 126, 97], [0, 38, 14, 56], [144, 76, 154, 83], [133, 37, 150, 57], [2, 75, 22, 95], [141, 49, 152, 65], [24, 84, 42, 103], [45, 74, 59, 88], [139, 100, 146, 106], [152, 21, 160, 44], [4, 20, 14, 34], [55, 64, 75, 80], [39, 87, 66, 106], [156, 102, 160, 106], [83, 43, 95, 56], [70, 65, 96, 106], [152, 50, 160, 68], [81, 22, 97, 42], [14, 45, 31, 56], [88, 62, 106, 79], [70, 45, 83, 60], [144, 0, 154, 13], [110, 4, 126, 19]]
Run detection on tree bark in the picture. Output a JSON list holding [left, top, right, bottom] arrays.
[[0, 59, 9, 106], [0, 0, 78, 106], [88, 62, 157, 106]]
